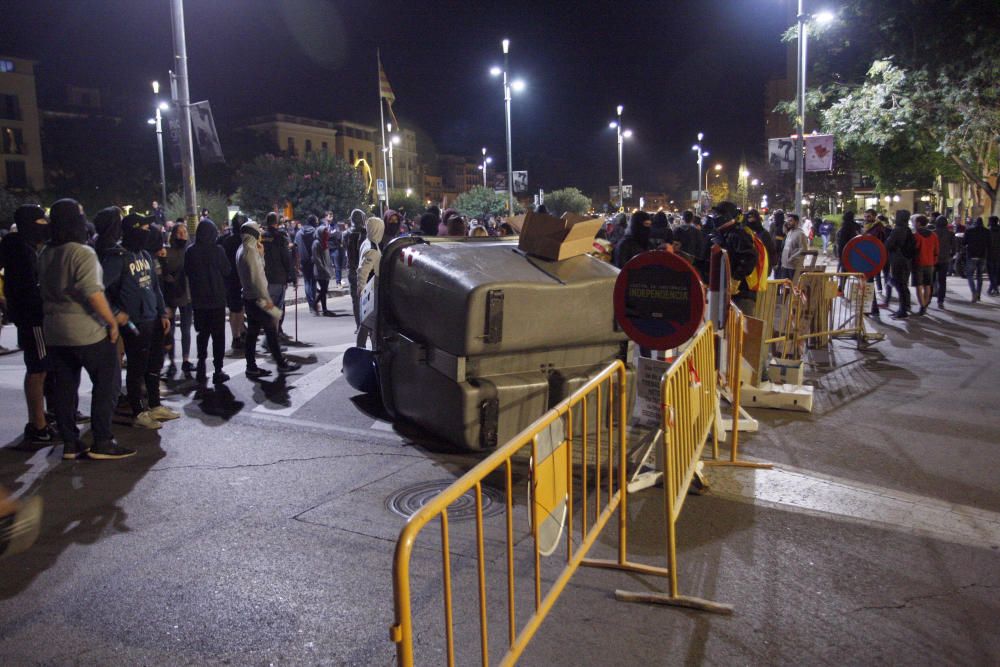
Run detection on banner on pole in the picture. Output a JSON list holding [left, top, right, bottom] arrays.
[[167, 114, 182, 168], [191, 101, 225, 164], [767, 137, 795, 172], [512, 170, 528, 193], [805, 134, 834, 172]]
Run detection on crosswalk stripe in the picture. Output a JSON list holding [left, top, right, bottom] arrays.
[[251, 343, 352, 417]]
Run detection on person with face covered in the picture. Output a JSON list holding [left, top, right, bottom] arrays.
[[356, 216, 384, 348], [236, 221, 300, 378], [0, 205, 58, 445], [161, 223, 193, 378], [38, 199, 132, 460], [613, 211, 652, 268], [103, 213, 175, 429], [344, 208, 367, 331], [184, 218, 231, 384]]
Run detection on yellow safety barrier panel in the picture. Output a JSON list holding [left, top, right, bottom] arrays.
[[390, 361, 629, 666], [709, 304, 771, 470], [793, 272, 883, 349]]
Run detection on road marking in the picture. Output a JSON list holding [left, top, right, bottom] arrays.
[[251, 343, 352, 417], [371, 420, 395, 432], [706, 462, 1000, 549]]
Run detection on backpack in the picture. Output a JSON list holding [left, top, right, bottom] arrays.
[[720, 224, 758, 280]]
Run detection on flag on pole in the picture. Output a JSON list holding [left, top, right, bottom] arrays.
[[378, 54, 400, 129]]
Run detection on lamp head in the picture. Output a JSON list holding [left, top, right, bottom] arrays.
[[511, 79, 525, 92], [815, 10, 834, 24], [490, 66, 502, 77], [486, 157, 493, 164], [622, 129, 633, 139], [147, 118, 156, 125], [158, 101, 169, 111], [697, 132, 704, 142], [152, 80, 159, 94], [617, 105, 623, 116], [611, 122, 619, 129], [502, 38, 509, 54]]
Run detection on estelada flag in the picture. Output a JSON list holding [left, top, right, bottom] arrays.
[[378, 53, 400, 129], [746, 233, 770, 292]]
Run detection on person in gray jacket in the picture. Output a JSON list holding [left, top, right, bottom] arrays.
[[236, 221, 300, 378], [780, 214, 807, 280]]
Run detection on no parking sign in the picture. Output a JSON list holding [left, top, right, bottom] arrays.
[[613, 251, 705, 351], [841, 235, 887, 279]]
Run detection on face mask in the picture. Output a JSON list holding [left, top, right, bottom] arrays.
[[123, 225, 150, 252], [20, 220, 51, 246], [172, 236, 187, 248]]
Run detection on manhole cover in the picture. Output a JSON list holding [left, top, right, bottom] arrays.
[[386, 480, 506, 521]]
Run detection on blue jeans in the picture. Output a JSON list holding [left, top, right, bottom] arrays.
[[268, 283, 286, 330], [332, 248, 345, 284], [300, 261, 316, 310], [821, 234, 830, 254], [966, 257, 986, 297]]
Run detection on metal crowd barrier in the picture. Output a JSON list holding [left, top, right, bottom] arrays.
[[390, 361, 629, 666], [793, 271, 882, 349]]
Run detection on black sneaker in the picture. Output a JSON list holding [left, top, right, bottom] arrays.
[[163, 363, 177, 379], [182, 360, 195, 375], [889, 311, 908, 320], [276, 361, 301, 374], [46, 411, 90, 424], [62, 442, 90, 460], [212, 371, 230, 384], [24, 423, 56, 445], [87, 441, 136, 460], [245, 366, 272, 379]]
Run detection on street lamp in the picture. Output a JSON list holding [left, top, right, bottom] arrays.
[[150, 81, 168, 208], [478, 147, 493, 188], [691, 133, 709, 214], [490, 38, 525, 216], [609, 105, 632, 210], [705, 163, 722, 198], [384, 123, 401, 196], [794, 4, 835, 219]]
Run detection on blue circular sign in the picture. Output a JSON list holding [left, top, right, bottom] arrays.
[[842, 235, 887, 279]]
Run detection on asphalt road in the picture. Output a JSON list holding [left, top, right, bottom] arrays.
[[1, 277, 998, 666]]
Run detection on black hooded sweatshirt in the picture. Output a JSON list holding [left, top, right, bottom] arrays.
[[185, 219, 231, 310], [0, 205, 48, 327], [613, 212, 651, 268], [102, 215, 165, 323]]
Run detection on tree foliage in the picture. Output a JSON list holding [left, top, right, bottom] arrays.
[[235, 152, 366, 220], [387, 189, 424, 219], [453, 186, 508, 220], [544, 187, 592, 217], [165, 190, 230, 227]]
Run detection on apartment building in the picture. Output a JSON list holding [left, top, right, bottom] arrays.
[[0, 56, 44, 190]]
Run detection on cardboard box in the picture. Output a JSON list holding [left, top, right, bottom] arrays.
[[517, 211, 604, 261]]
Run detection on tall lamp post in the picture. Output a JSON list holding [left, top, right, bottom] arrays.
[[149, 81, 168, 207], [479, 147, 492, 188], [691, 133, 709, 214], [794, 5, 834, 219], [169, 0, 197, 229], [385, 123, 400, 196], [490, 39, 524, 216], [608, 105, 632, 211]]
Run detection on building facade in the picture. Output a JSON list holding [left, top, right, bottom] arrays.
[[0, 56, 44, 190], [241, 113, 339, 159]]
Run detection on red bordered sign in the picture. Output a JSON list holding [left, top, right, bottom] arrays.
[[613, 251, 705, 351], [841, 235, 887, 279]]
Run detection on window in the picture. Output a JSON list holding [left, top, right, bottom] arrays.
[[286, 136, 296, 155], [305, 139, 313, 153], [5, 160, 27, 188], [367, 152, 373, 164], [349, 148, 355, 163], [0, 94, 21, 121], [0, 60, 13, 73], [321, 141, 328, 153], [1, 127, 24, 154]]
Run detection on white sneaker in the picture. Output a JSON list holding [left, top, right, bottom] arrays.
[[148, 405, 181, 421], [133, 410, 163, 430]]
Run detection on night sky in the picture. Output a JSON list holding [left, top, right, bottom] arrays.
[[2, 0, 790, 197]]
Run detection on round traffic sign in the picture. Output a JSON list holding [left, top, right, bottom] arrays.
[[841, 235, 887, 279], [613, 250, 705, 351]]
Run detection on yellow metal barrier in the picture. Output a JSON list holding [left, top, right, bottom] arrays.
[[709, 304, 771, 470], [793, 272, 882, 349], [390, 361, 629, 666]]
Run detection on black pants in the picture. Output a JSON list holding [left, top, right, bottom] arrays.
[[122, 320, 161, 415], [348, 273, 359, 327], [50, 338, 120, 446], [244, 300, 283, 368], [988, 258, 1000, 293], [890, 263, 911, 314], [194, 307, 226, 373], [933, 263, 948, 303], [316, 279, 330, 313]]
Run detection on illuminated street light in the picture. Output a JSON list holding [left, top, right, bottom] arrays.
[[150, 80, 168, 207], [692, 133, 709, 213], [610, 105, 633, 210], [794, 4, 836, 219], [479, 147, 493, 188], [490, 39, 525, 215]]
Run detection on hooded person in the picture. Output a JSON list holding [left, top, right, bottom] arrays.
[[439, 208, 459, 237], [745, 209, 776, 269], [237, 221, 299, 378], [356, 216, 384, 348], [92, 207, 124, 259], [613, 211, 652, 269], [184, 219, 232, 384], [418, 205, 440, 237], [963, 216, 990, 302], [107, 213, 175, 429], [312, 225, 335, 315], [0, 204, 58, 445], [649, 211, 674, 248], [711, 202, 761, 311], [294, 215, 319, 314], [261, 212, 294, 339], [161, 222, 193, 377], [383, 209, 402, 245], [932, 215, 955, 308], [37, 199, 132, 460], [884, 209, 915, 318], [219, 213, 248, 350], [769, 209, 786, 276], [344, 208, 368, 329]]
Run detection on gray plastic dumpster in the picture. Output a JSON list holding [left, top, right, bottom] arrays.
[[369, 235, 633, 452]]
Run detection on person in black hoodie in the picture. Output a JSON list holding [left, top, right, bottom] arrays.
[[219, 214, 247, 351], [103, 213, 174, 429], [884, 209, 915, 318], [0, 205, 57, 445], [649, 211, 674, 249], [344, 208, 367, 331], [836, 210, 860, 291], [294, 215, 319, 315], [964, 217, 990, 302], [769, 210, 786, 277], [161, 223, 193, 377], [745, 209, 776, 270], [933, 215, 955, 308], [261, 212, 293, 339], [185, 219, 231, 384], [418, 205, 440, 237], [613, 211, 651, 268], [986, 216, 1000, 296]]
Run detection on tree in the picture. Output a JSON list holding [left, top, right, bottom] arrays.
[[386, 189, 424, 219], [453, 186, 507, 220], [708, 180, 730, 206], [235, 152, 366, 220], [544, 187, 592, 217], [165, 190, 230, 228]]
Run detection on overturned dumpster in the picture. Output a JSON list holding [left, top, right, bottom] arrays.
[[348, 225, 633, 452]]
